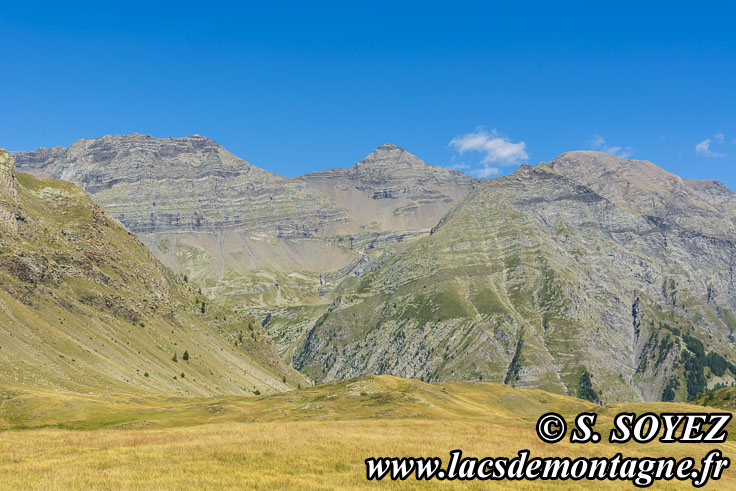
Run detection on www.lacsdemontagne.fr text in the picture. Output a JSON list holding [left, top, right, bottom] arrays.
[[365, 411, 731, 487], [366, 449, 727, 487]]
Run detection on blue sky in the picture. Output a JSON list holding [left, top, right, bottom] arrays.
[[2, 1, 735, 185]]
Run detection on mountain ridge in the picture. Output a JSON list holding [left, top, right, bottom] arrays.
[[292, 155, 736, 402]]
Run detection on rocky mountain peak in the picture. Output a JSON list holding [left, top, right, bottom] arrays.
[[541, 150, 671, 178], [538, 150, 736, 238], [354, 143, 425, 171], [13, 134, 259, 195], [299, 143, 482, 232]]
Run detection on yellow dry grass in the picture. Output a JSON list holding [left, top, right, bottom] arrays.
[[0, 376, 733, 489]]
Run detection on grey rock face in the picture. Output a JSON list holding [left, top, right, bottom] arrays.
[[300, 143, 481, 232]]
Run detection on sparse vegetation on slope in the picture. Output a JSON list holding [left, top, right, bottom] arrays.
[[0, 149, 307, 395]]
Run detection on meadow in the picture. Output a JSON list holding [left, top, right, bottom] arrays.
[[0, 376, 733, 489]]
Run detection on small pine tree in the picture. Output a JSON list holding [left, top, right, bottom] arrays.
[[183, 274, 188, 283], [180, 372, 185, 378], [578, 369, 598, 403], [282, 375, 286, 383], [183, 350, 189, 361], [201, 301, 206, 314], [172, 353, 178, 363]]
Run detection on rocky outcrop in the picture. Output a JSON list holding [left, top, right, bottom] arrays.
[[0, 149, 15, 198], [0, 149, 18, 232]]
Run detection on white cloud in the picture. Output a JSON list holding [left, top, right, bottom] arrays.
[[695, 139, 711, 155], [449, 129, 528, 166], [715, 132, 725, 144], [470, 165, 501, 178], [589, 134, 634, 158], [695, 138, 725, 158]]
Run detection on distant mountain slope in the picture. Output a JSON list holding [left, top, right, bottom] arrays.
[[0, 148, 305, 395], [293, 154, 736, 403], [13, 136, 476, 314], [299, 144, 481, 232]]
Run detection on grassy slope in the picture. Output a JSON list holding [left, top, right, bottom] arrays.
[[0, 167, 308, 395], [698, 385, 736, 410], [0, 375, 591, 430], [0, 375, 733, 489]]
